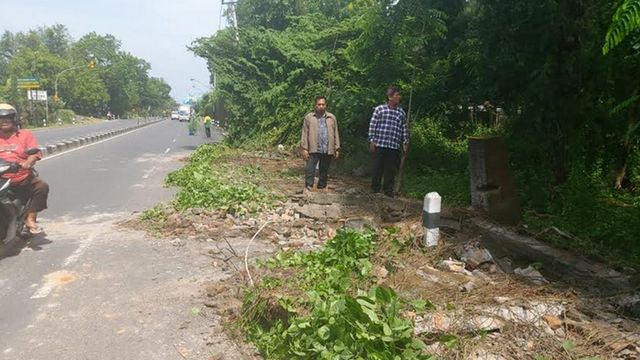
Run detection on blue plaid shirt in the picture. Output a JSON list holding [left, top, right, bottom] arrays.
[[368, 104, 409, 150]]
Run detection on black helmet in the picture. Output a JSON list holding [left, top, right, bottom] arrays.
[[0, 103, 17, 121]]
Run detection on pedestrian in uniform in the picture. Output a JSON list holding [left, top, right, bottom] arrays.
[[368, 86, 409, 197], [203, 115, 212, 138], [300, 96, 341, 191]]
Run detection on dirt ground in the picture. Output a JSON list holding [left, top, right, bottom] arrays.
[[134, 150, 640, 360]]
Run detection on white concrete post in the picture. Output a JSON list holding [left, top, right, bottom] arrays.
[[423, 192, 441, 247]]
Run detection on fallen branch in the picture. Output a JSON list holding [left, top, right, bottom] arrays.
[[535, 226, 581, 242], [245, 221, 271, 287], [223, 237, 239, 257]]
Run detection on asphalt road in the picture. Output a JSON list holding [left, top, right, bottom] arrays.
[[0, 120, 228, 359], [39, 118, 212, 218], [32, 118, 162, 147]]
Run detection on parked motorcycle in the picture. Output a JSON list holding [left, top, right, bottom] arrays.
[[0, 148, 40, 245]]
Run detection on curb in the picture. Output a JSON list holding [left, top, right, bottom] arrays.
[[37, 118, 162, 157]]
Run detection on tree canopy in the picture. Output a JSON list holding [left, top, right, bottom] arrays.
[[0, 25, 174, 123]]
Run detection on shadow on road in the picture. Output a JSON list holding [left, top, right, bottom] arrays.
[[0, 233, 53, 261]]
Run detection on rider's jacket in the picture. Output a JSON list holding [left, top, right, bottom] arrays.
[[0, 129, 41, 184]]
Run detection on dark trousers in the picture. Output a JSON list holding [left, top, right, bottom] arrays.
[[371, 147, 400, 196], [205, 127, 211, 138], [305, 153, 332, 188], [11, 177, 49, 212]]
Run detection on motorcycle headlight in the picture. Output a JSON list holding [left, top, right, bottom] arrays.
[[0, 165, 10, 172]]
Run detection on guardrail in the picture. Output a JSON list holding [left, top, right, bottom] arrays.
[[37, 118, 163, 157]]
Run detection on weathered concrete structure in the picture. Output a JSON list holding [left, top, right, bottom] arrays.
[[468, 135, 521, 224]]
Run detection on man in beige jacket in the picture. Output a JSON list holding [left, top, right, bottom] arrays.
[[301, 96, 340, 191]]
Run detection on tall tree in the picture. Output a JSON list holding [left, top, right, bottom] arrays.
[[39, 24, 72, 56]]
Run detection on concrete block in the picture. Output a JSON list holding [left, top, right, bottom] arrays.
[[468, 136, 521, 224]]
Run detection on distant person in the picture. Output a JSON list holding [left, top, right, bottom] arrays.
[[368, 86, 409, 197], [300, 96, 340, 192], [0, 103, 49, 234], [203, 115, 212, 138]]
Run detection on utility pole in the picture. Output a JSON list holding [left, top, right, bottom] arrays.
[[222, 0, 239, 41]]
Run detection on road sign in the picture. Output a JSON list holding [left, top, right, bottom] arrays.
[[17, 77, 40, 89], [18, 83, 40, 89], [27, 90, 48, 101]]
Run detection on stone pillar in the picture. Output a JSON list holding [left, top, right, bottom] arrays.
[[468, 136, 521, 224], [423, 192, 441, 247]]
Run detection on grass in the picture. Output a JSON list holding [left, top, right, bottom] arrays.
[[164, 144, 278, 214], [401, 167, 470, 204]]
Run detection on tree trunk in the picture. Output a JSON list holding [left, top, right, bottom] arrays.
[[614, 110, 637, 189], [614, 153, 628, 190]]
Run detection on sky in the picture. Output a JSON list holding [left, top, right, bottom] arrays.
[[3, 0, 226, 102]]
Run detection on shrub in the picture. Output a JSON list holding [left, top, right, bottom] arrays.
[[55, 109, 76, 124]]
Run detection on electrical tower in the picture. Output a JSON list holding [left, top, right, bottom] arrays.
[[221, 0, 239, 41]]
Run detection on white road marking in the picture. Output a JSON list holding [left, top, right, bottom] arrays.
[[172, 139, 176, 143], [142, 166, 157, 179], [30, 229, 98, 299], [30, 281, 56, 300], [164, 147, 171, 154], [39, 120, 164, 162], [62, 236, 93, 267]]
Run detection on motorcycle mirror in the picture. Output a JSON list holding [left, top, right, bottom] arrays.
[[25, 147, 40, 156]]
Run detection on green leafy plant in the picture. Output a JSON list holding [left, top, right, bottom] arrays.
[[140, 204, 168, 234], [243, 229, 433, 359], [603, 0, 640, 54], [165, 144, 274, 213]]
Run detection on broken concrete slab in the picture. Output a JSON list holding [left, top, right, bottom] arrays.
[[611, 293, 640, 319], [296, 203, 343, 220], [455, 242, 494, 269], [436, 259, 473, 276], [514, 265, 549, 285], [482, 301, 565, 326], [414, 312, 505, 335], [306, 193, 343, 205], [439, 216, 462, 231], [472, 218, 631, 294], [416, 265, 475, 286]]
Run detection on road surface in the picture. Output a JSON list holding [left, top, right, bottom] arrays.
[[0, 120, 234, 359]]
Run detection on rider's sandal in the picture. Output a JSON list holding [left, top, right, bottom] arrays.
[[27, 225, 42, 235]]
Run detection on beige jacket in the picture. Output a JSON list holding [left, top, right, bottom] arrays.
[[300, 111, 341, 156]]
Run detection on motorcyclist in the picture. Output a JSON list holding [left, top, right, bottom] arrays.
[[0, 103, 49, 234]]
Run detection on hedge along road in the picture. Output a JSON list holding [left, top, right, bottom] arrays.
[[0, 119, 226, 360]]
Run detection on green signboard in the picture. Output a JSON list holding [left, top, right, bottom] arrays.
[[17, 78, 40, 89]]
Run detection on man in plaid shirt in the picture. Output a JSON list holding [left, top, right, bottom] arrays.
[[368, 86, 409, 197]]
